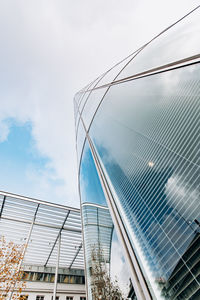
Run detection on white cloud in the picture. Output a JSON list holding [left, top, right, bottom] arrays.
[[165, 175, 200, 221], [110, 240, 130, 295]]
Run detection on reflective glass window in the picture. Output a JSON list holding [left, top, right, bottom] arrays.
[[89, 63, 200, 299], [110, 230, 133, 297], [76, 121, 86, 164], [95, 54, 137, 88], [79, 140, 106, 206], [64, 275, 69, 283], [117, 7, 200, 80], [81, 88, 107, 130], [74, 92, 82, 106], [85, 74, 105, 93], [74, 92, 82, 124], [79, 87, 93, 112], [36, 296, 44, 300], [78, 75, 106, 115], [76, 90, 90, 133], [82, 203, 113, 299]]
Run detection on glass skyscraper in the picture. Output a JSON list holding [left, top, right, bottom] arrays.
[[74, 6, 200, 300]]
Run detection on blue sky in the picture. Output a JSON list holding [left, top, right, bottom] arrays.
[[0, 0, 198, 207], [0, 120, 42, 167], [0, 119, 66, 203]]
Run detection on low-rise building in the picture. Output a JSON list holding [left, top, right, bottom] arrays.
[[20, 266, 86, 300], [0, 191, 86, 300]]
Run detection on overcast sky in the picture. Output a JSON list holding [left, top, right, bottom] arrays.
[[0, 0, 199, 207]]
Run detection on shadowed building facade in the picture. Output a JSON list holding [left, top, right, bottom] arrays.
[[74, 6, 200, 300]]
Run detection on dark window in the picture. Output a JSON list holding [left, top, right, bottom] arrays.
[[58, 274, 65, 283], [75, 276, 81, 284], [66, 297, 73, 300], [69, 275, 75, 284], [44, 273, 50, 282], [36, 296, 44, 300], [80, 297, 86, 300], [64, 275, 69, 283], [37, 273, 44, 281], [50, 274, 55, 283]]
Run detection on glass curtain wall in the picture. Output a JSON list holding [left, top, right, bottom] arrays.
[[75, 6, 200, 300], [79, 140, 132, 299], [82, 203, 113, 300]]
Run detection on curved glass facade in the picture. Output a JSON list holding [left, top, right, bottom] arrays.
[[75, 6, 200, 300], [82, 203, 113, 299]]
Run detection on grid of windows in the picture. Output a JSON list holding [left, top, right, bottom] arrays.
[[82, 204, 113, 265], [36, 296, 44, 300], [22, 272, 85, 284], [81, 203, 113, 300], [88, 64, 200, 299]]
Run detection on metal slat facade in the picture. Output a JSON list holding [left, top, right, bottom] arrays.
[[0, 191, 84, 270]]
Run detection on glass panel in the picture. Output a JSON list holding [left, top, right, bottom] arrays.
[[85, 74, 105, 93], [110, 230, 134, 298], [79, 88, 93, 112], [76, 58, 129, 134], [75, 77, 100, 130], [74, 92, 82, 107], [70, 275, 75, 284], [78, 90, 91, 115], [76, 90, 90, 133], [76, 121, 86, 164], [117, 7, 200, 80], [95, 54, 138, 88], [29, 273, 34, 281], [82, 202, 134, 299], [32, 273, 37, 281], [76, 62, 131, 133], [81, 88, 107, 130], [74, 99, 79, 125], [89, 64, 200, 299], [44, 273, 50, 282], [64, 275, 69, 283], [82, 203, 113, 300], [74, 92, 83, 125], [78, 74, 106, 115], [79, 141, 106, 206]]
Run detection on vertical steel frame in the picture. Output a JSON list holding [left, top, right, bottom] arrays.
[[9, 204, 40, 300], [53, 233, 61, 300]]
